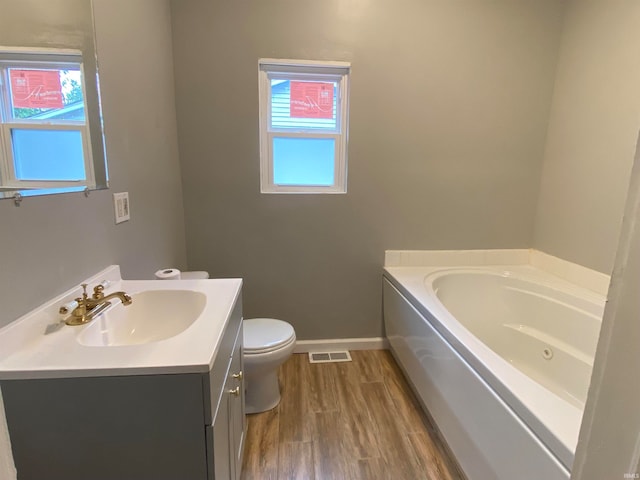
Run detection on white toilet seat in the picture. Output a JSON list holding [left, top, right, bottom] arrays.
[[244, 318, 296, 354], [245, 335, 296, 355]]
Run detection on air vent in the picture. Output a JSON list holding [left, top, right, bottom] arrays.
[[308, 351, 352, 363]]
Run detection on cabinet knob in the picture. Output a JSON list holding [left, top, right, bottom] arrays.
[[228, 386, 240, 397], [232, 371, 243, 381]]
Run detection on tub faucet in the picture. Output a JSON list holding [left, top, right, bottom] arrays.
[[64, 283, 132, 326]]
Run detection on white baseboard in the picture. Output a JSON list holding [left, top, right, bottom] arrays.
[[293, 337, 389, 353]]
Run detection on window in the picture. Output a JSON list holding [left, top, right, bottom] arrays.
[[0, 48, 94, 193], [258, 59, 350, 193]]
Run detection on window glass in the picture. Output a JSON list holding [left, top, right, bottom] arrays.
[[11, 129, 86, 181], [273, 137, 335, 186], [8, 68, 85, 121], [270, 80, 337, 131]]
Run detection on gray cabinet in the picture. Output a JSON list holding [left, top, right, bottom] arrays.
[[2, 296, 246, 480]]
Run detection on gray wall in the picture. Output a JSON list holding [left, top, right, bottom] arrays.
[[0, 0, 187, 327], [533, 0, 640, 274], [171, 0, 566, 339]]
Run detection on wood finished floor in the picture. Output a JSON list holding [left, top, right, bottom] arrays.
[[241, 350, 464, 480]]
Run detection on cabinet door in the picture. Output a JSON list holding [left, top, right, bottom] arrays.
[[210, 369, 232, 480], [229, 323, 246, 479], [3, 374, 208, 480]]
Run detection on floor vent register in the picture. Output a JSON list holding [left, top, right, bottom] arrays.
[[308, 351, 353, 363]]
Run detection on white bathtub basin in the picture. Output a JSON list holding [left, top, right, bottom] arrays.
[[77, 290, 207, 347], [429, 269, 602, 407]]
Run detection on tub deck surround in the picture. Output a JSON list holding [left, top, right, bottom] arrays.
[[383, 251, 607, 475], [0, 265, 243, 379], [385, 248, 611, 296]]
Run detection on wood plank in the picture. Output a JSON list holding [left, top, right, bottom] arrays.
[[381, 350, 465, 478], [277, 441, 316, 480], [331, 362, 381, 460], [241, 408, 279, 480], [350, 350, 384, 383], [359, 381, 423, 480], [304, 358, 339, 413], [407, 431, 464, 480], [278, 354, 313, 443], [312, 411, 359, 480], [379, 349, 431, 433], [357, 457, 392, 480]]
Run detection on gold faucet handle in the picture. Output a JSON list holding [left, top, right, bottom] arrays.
[[92, 284, 105, 300], [69, 284, 89, 319]]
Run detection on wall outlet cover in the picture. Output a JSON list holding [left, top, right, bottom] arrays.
[[113, 192, 130, 224]]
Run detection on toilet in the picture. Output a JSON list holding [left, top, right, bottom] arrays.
[[243, 318, 296, 414]]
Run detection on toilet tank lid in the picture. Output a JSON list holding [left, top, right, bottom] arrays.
[[243, 318, 295, 351], [180, 271, 209, 280]]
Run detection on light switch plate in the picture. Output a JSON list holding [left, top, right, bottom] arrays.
[[113, 192, 130, 224]]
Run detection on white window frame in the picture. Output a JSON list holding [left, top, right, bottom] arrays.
[[258, 59, 350, 194], [0, 47, 95, 191]]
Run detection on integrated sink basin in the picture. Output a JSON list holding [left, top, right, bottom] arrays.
[[0, 265, 243, 379], [77, 290, 207, 346]]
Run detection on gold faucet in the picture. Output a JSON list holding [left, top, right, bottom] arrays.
[[63, 283, 132, 326]]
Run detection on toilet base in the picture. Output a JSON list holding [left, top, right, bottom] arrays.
[[245, 370, 281, 414]]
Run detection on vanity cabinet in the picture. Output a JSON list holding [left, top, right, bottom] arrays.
[[1, 295, 246, 480]]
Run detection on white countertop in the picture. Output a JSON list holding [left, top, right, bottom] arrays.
[[0, 266, 242, 380]]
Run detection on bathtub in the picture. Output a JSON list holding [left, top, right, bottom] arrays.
[[383, 264, 605, 480]]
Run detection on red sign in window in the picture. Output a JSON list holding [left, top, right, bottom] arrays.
[[10, 69, 64, 109], [290, 81, 334, 119]]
